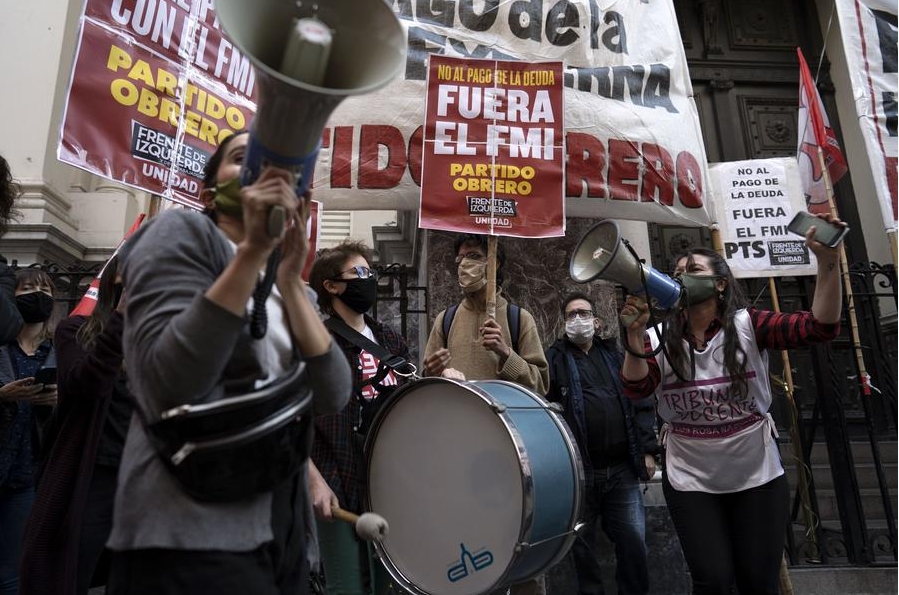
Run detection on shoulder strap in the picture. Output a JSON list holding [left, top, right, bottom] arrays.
[[442, 304, 459, 347], [508, 303, 520, 353], [324, 317, 414, 376]]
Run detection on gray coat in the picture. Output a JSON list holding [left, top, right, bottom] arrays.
[[108, 209, 351, 552]]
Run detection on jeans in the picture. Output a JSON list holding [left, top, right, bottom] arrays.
[[571, 463, 648, 595], [0, 488, 35, 595]]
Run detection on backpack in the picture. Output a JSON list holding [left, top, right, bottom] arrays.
[[442, 302, 521, 352]]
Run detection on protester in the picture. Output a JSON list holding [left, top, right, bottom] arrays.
[[19, 255, 132, 595], [0, 155, 24, 343], [0, 268, 58, 595], [422, 233, 548, 595], [619, 213, 845, 595], [105, 131, 351, 595], [308, 240, 411, 594], [545, 292, 658, 595]]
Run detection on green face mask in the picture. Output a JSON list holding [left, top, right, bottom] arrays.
[[678, 273, 721, 305], [212, 177, 243, 217]]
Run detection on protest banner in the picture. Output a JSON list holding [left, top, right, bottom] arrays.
[[59, 0, 255, 210], [420, 56, 565, 238], [318, 0, 712, 226], [833, 0, 897, 233], [710, 158, 815, 278], [60, 1, 712, 227]]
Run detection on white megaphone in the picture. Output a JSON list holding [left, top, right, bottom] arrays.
[[569, 220, 684, 310], [215, 0, 406, 234]]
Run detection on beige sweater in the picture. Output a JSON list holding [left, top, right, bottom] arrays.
[[423, 292, 548, 395]]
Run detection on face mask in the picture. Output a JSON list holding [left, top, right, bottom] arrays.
[[458, 259, 487, 293], [211, 177, 243, 217], [565, 317, 595, 344], [678, 273, 721, 306], [16, 291, 54, 323], [338, 277, 378, 314]]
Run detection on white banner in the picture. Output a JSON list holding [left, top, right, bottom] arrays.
[[834, 0, 898, 232], [711, 158, 817, 278], [312, 0, 713, 227]]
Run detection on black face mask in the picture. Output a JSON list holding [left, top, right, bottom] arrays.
[[337, 277, 378, 314], [16, 291, 54, 323]]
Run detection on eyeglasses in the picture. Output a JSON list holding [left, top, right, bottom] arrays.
[[565, 309, 594, 321], [334, 265, 378, 280], [454, 251, 487, 264]]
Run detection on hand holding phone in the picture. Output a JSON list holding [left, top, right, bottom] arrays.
[[33, 364, 56, 385], [787, 211, 849, 248]]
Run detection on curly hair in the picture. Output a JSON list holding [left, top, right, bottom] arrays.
[[0, 154, 22, 236], [308, 240, 373, 314]]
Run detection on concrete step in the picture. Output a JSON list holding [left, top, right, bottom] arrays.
[[783, 565, 898, 595], [783, 461, 898, 491], [779, 440, 898, 466], [810, 487, 896, 523]]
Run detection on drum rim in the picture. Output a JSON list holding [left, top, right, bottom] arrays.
[[363, 377, 586, 594], [474, 379, 586, 576]]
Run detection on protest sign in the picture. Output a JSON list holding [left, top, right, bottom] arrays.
[[711, 158, 816, 278], [420, 56, 565, 237], [59, 0, 255, 209]]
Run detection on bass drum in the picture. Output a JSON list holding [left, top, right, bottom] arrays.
[[365, 377, 583, 595]]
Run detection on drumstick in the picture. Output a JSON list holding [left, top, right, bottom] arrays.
[[331, 506, 389, 541]]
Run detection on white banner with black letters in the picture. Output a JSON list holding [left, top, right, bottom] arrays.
[[711, 158, 817, 278]]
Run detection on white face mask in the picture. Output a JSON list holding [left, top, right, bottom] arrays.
[[565, 317, 595, 344]]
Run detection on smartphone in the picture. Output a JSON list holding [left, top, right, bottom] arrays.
[[787, 211, 849, 248], [33, 350, 57, 385], [34, 364, 56, 385]]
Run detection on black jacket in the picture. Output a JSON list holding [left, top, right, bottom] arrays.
[[545, 336, 659, 480]]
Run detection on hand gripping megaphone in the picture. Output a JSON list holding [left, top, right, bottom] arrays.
[[215, 0, 406, 235], [569, 220, 684, 310]]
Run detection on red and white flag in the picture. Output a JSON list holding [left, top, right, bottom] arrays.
[[70, 213, 146, 316], [796, 47, 849, 213]]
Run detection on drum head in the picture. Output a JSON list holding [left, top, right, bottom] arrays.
[[367, 379, 524, 595]]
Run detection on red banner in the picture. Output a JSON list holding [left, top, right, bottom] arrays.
[[59, 1, 256, 209], [419, 55, 565, 238], [796, 47, 849, 213]]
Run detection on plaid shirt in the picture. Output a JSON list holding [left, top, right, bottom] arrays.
[[623, 307, 840, 399], [311, 314, 410, 513]]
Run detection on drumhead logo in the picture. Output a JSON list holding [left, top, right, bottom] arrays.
[[447, 542, 494, 583]]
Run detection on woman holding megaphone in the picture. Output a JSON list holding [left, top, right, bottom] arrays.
[[619, 212, 845, 595], [105, 131, 351, 595]]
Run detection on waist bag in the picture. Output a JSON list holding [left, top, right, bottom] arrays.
[[142, 359, 313, 502]]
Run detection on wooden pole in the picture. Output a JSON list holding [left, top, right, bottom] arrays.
[[769, 277, 821, 562], [817, 147, 871, 400], [485, 235, 497, 319]]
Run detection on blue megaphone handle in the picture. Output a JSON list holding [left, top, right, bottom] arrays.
[[639, 267, 683, 310], [240, 132, 320, 199]]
